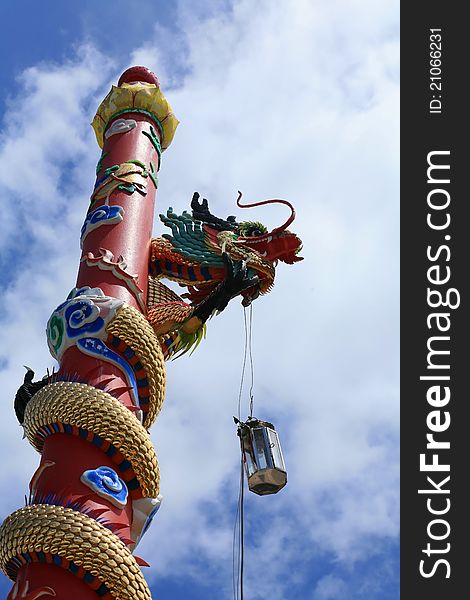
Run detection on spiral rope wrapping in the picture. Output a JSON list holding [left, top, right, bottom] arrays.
[[0, 72, 181, 597], [0, 505, 151, 599], [23, 382, 160, 499], [0, 304, 166, 594], [105, 305, 166, 429]]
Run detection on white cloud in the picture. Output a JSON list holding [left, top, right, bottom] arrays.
[[0, 0, 398, 596], [314, 574, 348, 600]]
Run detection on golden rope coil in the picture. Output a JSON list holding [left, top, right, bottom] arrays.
[[147, 278, 186, 306], [23, 382, 159, 498], [151, 237, 196, 266], [147, 302, 193, 335], [105, 305, 166, 429], [0, 504, 151, 599]]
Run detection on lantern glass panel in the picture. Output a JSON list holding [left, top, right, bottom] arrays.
[[252, 428, 270, 469], [267, 428, 286, 472], [244, 446, 257, 477]]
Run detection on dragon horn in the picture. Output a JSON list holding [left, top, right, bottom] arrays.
[[236, 191, 296, 233]]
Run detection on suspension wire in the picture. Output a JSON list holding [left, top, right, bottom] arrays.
[[233, 306, 250, 600], [247, 303, 255, 417], [233, 304, 256, 600], [232, 448, 246, 600], [239, 454, 245, 600], [232, 450, 242, 600], [237, 307, 249, 421]]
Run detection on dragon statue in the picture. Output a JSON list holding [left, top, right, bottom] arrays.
[[147, 191, 303, 358], [0, 66, 302, 599]]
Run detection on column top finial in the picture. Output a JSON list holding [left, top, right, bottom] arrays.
[[92, 66, 178, 150], [118, 66, 160, 87]]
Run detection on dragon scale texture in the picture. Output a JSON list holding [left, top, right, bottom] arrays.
[[1, 66, 302, 599]]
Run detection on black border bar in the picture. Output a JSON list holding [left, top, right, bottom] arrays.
[[401, 4, 467, 598]]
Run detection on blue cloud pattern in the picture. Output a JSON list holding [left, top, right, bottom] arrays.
[[80, 204, 124, 246], [81, 466, 128, 508]]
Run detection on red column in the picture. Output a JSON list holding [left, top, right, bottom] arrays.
[[1, 66, 178, 600]]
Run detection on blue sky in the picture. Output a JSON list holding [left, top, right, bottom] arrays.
[[0, 1, 399, 598]]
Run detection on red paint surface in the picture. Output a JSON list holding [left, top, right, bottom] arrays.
[[11, 563, 100, 599], [58, 347, 136, 413], [77, 114, 161, 309], [34, 434, 134, 535], [11, 74, 163, 598]]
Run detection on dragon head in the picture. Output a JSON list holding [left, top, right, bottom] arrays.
[[234, 193, 303, 265], [191, 191, 303, 266], [190, 191, 303, 306]]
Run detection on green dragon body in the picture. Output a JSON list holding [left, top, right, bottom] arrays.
[[148, 192, 303, 358]]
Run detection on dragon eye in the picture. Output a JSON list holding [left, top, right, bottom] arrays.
[[240, 222, 267, 237]]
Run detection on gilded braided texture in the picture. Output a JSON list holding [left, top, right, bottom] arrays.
[[147, 302, 193, 334], [151, 237, 195, 266], [23, 382, 159, 498], [105, 305, 166, 429], [0, 504, 151, 599], [147, 278, 184, 306]]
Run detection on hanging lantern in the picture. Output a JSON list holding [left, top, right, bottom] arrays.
[[235, 416, 287, 495]]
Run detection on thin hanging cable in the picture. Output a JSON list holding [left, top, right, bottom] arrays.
[[232, 451, 242, 600], [247, 304, 255, 417], [239, 454, 245, 600], [232, 450, 245, 600], [233, 304, 256, 600], [237, 307, 249, 421], [233, 307, 250, 600]]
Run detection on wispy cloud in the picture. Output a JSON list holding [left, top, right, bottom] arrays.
[[0, 0, 398, 597]]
